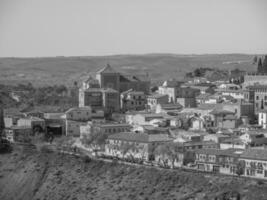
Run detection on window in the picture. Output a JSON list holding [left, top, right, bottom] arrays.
[[256, 96, 259, 100]]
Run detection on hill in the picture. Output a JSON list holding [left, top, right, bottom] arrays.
[[0, 145, 267, 200], [0, 54, 257, 86]]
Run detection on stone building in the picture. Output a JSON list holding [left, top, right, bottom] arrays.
[[120, 90, 146, 112], [246, 85, 267, 114], [79, 88, 120, 114], [86, 64, 150, 94]]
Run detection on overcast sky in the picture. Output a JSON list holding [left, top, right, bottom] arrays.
[[0, 0, 266, 57]]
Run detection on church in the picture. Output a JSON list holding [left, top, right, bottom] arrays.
[[84, 64, 150, 94]]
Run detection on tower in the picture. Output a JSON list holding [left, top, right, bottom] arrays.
[[95, 64, 120, 91]]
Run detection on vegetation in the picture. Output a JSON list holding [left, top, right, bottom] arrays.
[[0, 83, 78, 110], [236, 160, 245, 177]]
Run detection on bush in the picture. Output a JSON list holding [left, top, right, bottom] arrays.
[[83, 155, 92, 163]]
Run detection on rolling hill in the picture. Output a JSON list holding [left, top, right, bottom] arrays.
[[0, 54, 257, 86]]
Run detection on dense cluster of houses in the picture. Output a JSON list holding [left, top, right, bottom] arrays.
[[3, 64, 267, 180]]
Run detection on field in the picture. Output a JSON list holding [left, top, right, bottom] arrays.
[[0, 145, 267, 200], [0, 54, 257, 86]]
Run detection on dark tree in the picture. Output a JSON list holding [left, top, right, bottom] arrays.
[[236, 160, 245, 177], [253, 56, 258, 64], [258, 58, 263, 73], [263, 55, 267, 74]]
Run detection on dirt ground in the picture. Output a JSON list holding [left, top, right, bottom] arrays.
[[0, 145, 267, 200]]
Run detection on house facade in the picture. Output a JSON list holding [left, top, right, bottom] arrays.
[[147, 94, 168, 111], [239, 149, 267, 179], [105, 132, 172, 161], [120, 90, 146, 112]]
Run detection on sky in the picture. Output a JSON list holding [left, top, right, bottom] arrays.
[[0, 0, 267, 57]]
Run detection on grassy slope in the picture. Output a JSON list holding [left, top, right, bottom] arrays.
[[0, 146, 267, 200], [0, 54, 256, 86]]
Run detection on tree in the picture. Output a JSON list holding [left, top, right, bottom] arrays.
[[236, 160, 245, 177], [0, 106, 4, 137], [263, 55, 267, 74], [253, 56, 258, 64], [154, 143, 178, 168], [258, 58, 263, 73]]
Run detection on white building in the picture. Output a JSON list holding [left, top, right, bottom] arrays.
[[258, 111, 267, 129]]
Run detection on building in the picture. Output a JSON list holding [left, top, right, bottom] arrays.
[[96, 64, 120, 91], [79, 88, 103, 109], [239, 149, 267, 179], [216, 89, 245, 100], [210, 109, 237, 129], [82, 76, 100, 90], [158, 80, 184, 103], [128, 113, 165, 125], [105, 132, 172, 161], [155, 103, 182, 114], [203, 133, 230, 143], [195, 148, 244, 174], [196, 93, 217, 105], [195, 148, 222, 173], [243, 74, 267, 88], [182, 140, 218, 151], [80, 123, 132, 142], [258, 110, 267, 129], [220, 138, 247, 150], [66, 120, 87, 137], [120, 90, 146, 112], [4, 126, 32, 143], [239, 131, 267, 147], [44, 113, 66, 135], [95, 64, 150, 94], [189, 116, 205, 131], [65, 107, 92, 121], [17, 117, 45, 133], [246, 85, 267, 114], [147, 94, 168, 111], [79, 88, 120, 114]]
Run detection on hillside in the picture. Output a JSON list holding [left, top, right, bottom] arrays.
[[0, 145, 267, 200], [0, 54, 257, 86]]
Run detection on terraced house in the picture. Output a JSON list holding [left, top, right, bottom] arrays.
[[105, 132, 172, 161], [239, 149, 267, 179], [195, 148, 244, 175]]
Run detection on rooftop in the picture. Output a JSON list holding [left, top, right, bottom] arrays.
[[195, 148, 244, 157], [147, 93, 168, 99], [210, 109, 235, 115], [98, 123, 131, 128], [159, 103, 183, 110], [96, 64, 118, 74], [108, 132, 172, 143], [240, 149, 267, 161], [65, 106, 92, 113]]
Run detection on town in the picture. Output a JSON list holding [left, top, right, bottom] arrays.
[[2, 55, 267, 181]]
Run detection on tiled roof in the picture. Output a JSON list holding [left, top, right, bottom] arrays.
[[159, 103, 183, 110], [98, 123, 131, 128], [195, 148, 244, 157], [210, 109, 235, 115], [65, 106, 92, 113], [196, 93, 212, 100], [147, 93, 168, 99], [107, 132, 172, 143], [240, 149, 267, 161], [96, 64, 118, 74]]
